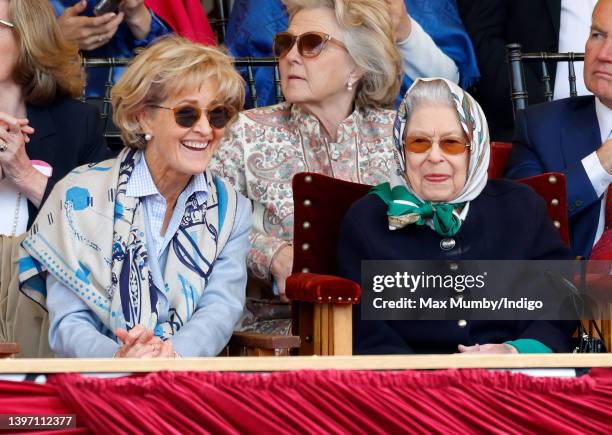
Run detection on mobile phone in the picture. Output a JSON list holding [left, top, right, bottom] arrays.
[[93, 0, 120, 16]]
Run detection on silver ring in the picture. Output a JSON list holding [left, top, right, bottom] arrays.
[[0, 140, 7, 152]]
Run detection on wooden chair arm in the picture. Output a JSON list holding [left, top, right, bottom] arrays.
[[230, 332, 300, 350], [286, 273, 361, 304], [0, 342, 19, 358], [226, 332, 300, 357]]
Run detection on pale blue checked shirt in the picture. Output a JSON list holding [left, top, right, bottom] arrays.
[[46, 156, 251, 357]]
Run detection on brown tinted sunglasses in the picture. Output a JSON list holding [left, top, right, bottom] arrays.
[[273, 31, 347, 58], [150, 104, 235, 129], [404, 135, 470, 155]]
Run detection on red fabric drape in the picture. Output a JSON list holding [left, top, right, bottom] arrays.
[[145, 0, 216, 45], [1, 369, 612, 434], [591, 185, 612, 260]]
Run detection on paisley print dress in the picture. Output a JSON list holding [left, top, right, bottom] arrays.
[[211, 102, 395, 281]]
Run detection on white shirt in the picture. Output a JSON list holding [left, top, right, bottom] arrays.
[[397, 17, 460, 84], [582, 98, 612, 245], [553, 0, 596, 100], [0, 181, 28, 236]]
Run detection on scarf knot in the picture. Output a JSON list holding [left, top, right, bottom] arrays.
[[371, 182, 464, 237]]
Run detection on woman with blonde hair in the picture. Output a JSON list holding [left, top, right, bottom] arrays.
[[19, 36, 251, 358], [212, 0, 402, 306], [0, 0, 111, 236]]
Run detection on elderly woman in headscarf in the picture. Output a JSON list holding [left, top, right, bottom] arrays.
[[18, 36, 250, 358], [338, 78, 577, 354]]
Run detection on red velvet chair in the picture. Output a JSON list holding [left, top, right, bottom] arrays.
[[285, 171, 570, 355], [488, 142, 513, 179]]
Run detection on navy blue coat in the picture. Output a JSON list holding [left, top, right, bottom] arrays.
[[25, 98, 114, 227], [506, 96, 601, 259], [338, 180, 577, 354]]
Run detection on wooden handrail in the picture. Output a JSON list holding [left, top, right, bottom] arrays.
[[0, 354, 611, 373]]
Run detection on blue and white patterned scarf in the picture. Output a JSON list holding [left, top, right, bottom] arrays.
[[18, 148, 237, 339]]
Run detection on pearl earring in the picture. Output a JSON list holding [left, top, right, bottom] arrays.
[[144, 133, 152, 141], [347, 80, 353, 91]]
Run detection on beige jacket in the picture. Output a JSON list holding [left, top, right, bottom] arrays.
[[0, 234, 53, 358]]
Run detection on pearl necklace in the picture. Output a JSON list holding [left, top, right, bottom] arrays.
[[10, 191, 21, 237]]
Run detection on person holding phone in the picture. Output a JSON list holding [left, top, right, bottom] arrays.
[[49, 0, 170, 96]]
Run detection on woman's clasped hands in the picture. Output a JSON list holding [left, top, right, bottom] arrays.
[[458, 343, 518, 354], [0, 112, 35, 183], [114, 324, 178, 358]]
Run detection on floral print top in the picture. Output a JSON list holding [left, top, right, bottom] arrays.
[[210, 102, 396, 281]]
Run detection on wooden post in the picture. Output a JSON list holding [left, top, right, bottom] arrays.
[[330, 305, 352, 355], [306, 304, 353, 356]]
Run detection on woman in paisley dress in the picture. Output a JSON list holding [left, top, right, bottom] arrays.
[[211, 0, 402, 306], [18, 36, 252, 358]]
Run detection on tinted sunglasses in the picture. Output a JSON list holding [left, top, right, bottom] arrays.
[[0, 18, 14, 29], [273, 31, 346, 58], [404, 135, 470, 155], [150, 104, 235, 129]]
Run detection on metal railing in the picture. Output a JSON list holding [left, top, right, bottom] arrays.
[[82, 56, 283, 147]]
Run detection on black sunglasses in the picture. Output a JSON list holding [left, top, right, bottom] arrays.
[[150, 104, 235, 129], [272, 31, 347, 58]]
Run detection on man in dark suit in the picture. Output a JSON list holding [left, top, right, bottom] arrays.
[[458, 0, 594, 141], [505, 0, 612, 259]]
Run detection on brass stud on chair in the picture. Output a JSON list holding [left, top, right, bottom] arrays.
[[347, 297, 352, 302], [548, 175, 557, 184], [317, 296, 322, 301], [553, 220, 561, 228], [302, 221, 311, 229], [338, 297, 343, 302], [328, 296, 332, 301], [551, 198, 559, 206], [303, 199, 312, 207], [302, 243, 310, 251], [302, 267, 310, 273], [304, 175, 313, 183]]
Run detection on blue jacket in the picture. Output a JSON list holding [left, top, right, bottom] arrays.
[[49, 1, 170, 97], [225, 0, 480, 108], [506, 96, 601, 259]]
